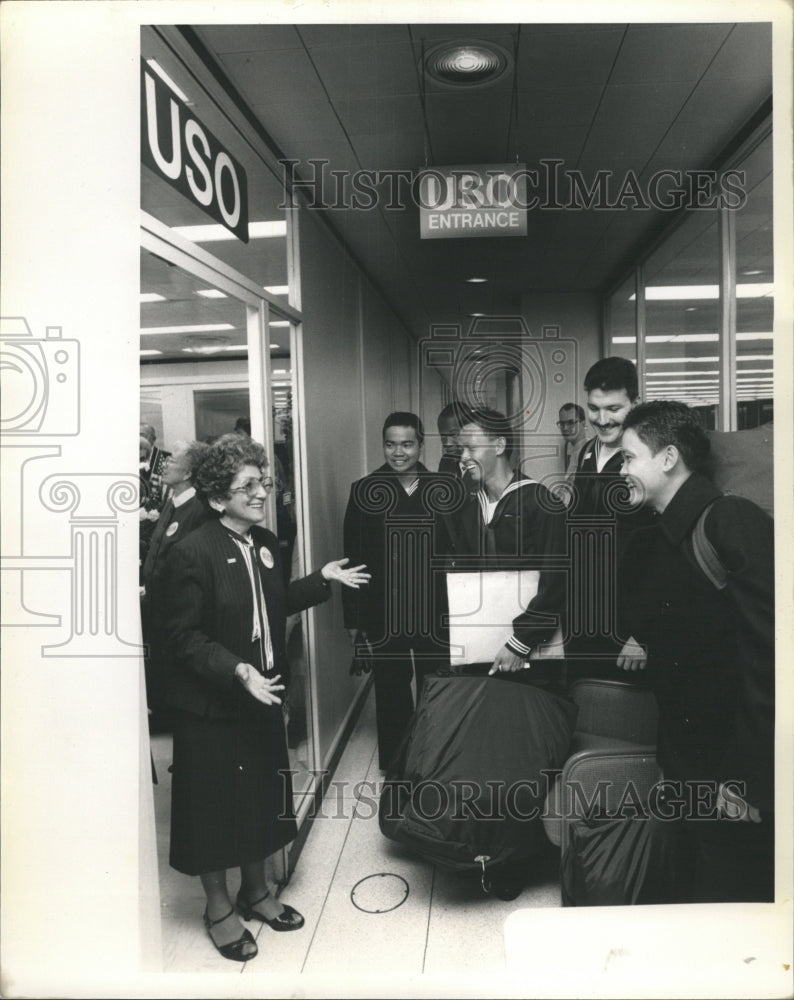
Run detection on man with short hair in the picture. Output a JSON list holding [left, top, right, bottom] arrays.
[[571, 357, 640, 532], [441, 405, 568, 900], [565, 357, 653, 682], [557, 402, 587, 472], [444, 406, 567, 679], [343, 412, 453, 769], [142, 440, 211, 725], [617, 400, 774, 902], [437, 401, 465, 477]]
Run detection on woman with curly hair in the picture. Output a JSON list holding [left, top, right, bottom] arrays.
[[164, 433, 369, 963]]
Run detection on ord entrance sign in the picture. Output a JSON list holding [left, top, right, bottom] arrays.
[[417, 164, 528, 239]]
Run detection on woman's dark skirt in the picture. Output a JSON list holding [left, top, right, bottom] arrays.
[[169, 704, 297, 876]]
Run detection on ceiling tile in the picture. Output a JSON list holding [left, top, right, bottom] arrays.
[[335, 94, 425, 137], [675, 74, 770, 130], [298, 24, 410, 47], [703, 23, 772, 80], [595, 82, 695, 131], [195, 25, 302, 53], [218, 47, 329, 115], [347, 131, 427, 173], [308, 42, 419, 102], [521, 86, 604, 127], [409, 24, 517, 43], [518, 27, 625, 86], [519, 125, 590, 167], [610, 23, 732, 84], [247, 98, 348, 147]]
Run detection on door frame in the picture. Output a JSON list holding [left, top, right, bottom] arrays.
[[140, 212, 314, 883]]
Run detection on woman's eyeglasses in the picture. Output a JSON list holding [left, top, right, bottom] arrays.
[[228, 477, 275, 497]]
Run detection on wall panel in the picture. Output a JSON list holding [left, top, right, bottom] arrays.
[[520, 292, 601, 481], [298, 208, 367, 768]]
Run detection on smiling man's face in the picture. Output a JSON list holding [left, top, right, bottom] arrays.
[[383, 425, 421, 475], [586, 387, 636, 447]]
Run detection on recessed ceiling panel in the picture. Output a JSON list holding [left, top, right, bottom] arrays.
[[298, 24, 409, 48], [517, 27, 626, 87], [308, 42, 419, 102], [610, 23, 731, 84], [336, 94, 425, 137], [195, 25, 302, 53]]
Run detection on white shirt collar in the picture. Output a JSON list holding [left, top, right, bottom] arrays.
[[173, 486, 196, 508]]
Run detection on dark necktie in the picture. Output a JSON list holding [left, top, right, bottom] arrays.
[[142, 497, 175, 586]]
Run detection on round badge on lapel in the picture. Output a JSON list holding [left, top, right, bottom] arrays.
[[166, 522, 179, 537], [260, 546, 275, 569]]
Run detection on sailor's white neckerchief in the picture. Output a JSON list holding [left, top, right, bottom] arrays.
[[476, 477, 536, 526]]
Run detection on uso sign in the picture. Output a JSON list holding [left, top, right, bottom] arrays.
[[141, 61, 249, 243], [417, 164, 527, 240]]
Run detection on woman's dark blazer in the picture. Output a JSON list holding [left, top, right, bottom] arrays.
[[163, 518, 330, 719]]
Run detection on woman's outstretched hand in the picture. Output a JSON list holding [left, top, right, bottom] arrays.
[[321, 558, 371, 589], [235, 663, 285, 705]]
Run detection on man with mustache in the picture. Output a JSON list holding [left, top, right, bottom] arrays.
[[565, 357, 653, 683]]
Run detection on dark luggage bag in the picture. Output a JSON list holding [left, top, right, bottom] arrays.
[[378, 673, 577, 878]]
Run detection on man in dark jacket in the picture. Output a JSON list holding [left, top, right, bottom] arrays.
[[141, 440, 211, 725], [343, 412, 461, 769], [436, 401, 465, 477], [442, 405, 568, 678], [439, 405, 569, 900], [565, 357, 655, 683], [616, 400, 774, 902]]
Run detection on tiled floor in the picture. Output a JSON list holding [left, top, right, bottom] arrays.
[[150, 686, 563, 988]]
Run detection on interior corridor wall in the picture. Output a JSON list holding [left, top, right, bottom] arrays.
[[519, 292, 602, 483], [360, 276, 413, 469], [298, 208, 419, 769]]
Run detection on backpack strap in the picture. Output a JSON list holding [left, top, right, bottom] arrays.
[[691, 501, 728, 590]]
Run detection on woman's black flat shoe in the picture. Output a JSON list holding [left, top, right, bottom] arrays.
[[237, 891, 305, 931], [203, 906, 258, 961]]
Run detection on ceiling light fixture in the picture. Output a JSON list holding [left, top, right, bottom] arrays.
[[182, 335, 231, 356], [141, 323, 235, 336], [264, 285, 290, 295], [466, 277, 488, 284], [629, 283, 774, 301], [196, 289, 227, 299], [140, 292, 165, 304], [172, 221, 287, 243], [424, 40, 512, 88]]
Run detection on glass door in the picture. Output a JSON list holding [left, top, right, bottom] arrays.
[[140, 218, 311, 883]]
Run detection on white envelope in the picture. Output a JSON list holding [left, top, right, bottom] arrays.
[[446, 570, 530, 665]]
